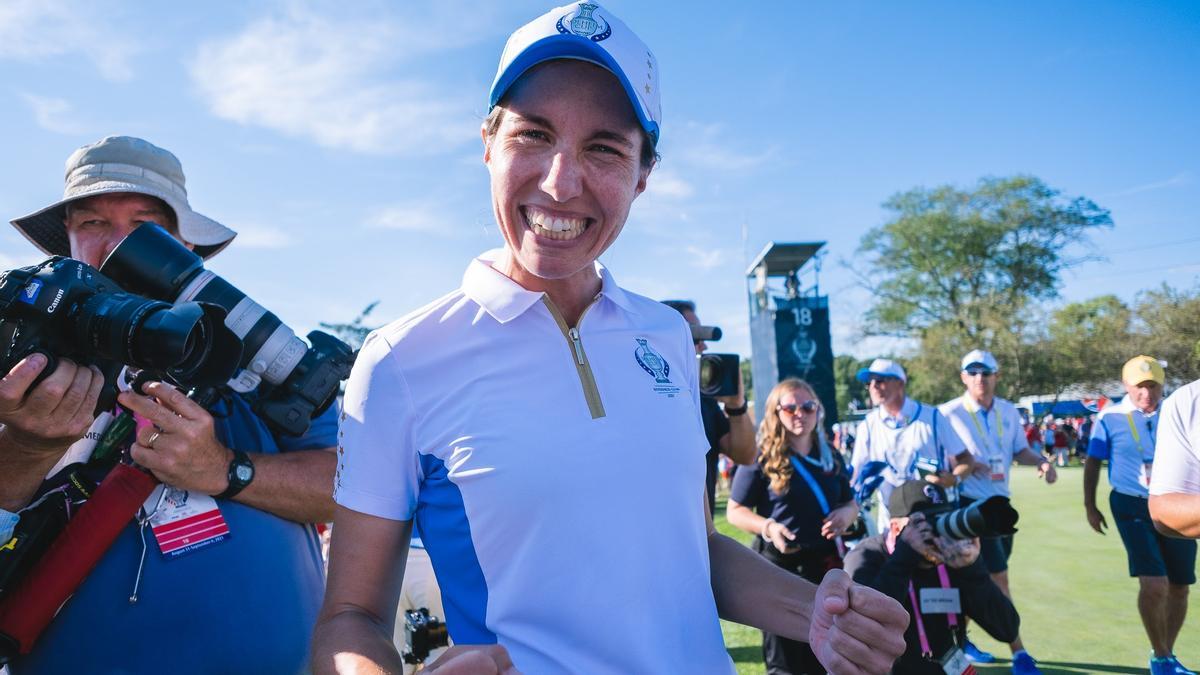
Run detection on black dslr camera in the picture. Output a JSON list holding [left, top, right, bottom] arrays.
[[99, 223, 355, 436], [930, 496, 1019, 540], [401, 608, 450, 665], [0, 257, 241, 414], [689, 324, 739, 398]]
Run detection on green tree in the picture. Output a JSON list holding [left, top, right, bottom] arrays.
[[1042, 295, 1132, 394], [319, 301, 381, 351], [1134, 284, 1200, 385], [855, 175, 1112, 339], [852, 175, 1113, 398], [833, 354, 869, 415]]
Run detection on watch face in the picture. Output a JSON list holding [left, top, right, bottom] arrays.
[[235, 465, 254, 482]]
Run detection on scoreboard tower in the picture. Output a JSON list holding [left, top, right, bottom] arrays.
[[745, 242, 837, 429]]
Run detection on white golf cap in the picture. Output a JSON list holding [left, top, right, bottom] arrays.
[[489, 2, 661, 147], [856, 358, 907, 383], [961, 349, 999, 372]]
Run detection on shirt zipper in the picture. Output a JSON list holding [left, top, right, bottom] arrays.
[[543, 296, 606, 419]]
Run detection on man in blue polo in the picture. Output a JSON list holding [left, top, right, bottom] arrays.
[[1085, 356, 1196, 675], [941, 349, 1055, 673], [850, 358, 966, 534]]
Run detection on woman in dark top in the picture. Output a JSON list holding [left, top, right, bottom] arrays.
[[727, 378, 859, 675]]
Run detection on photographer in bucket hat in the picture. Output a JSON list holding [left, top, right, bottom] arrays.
[[1085, 356, 1196, 675], [314, 4, 907, 674], [0, 136, 339, 674], [12, 135, 235, 262]]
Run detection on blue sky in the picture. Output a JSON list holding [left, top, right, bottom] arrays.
[[1, 1, 1197, 360]]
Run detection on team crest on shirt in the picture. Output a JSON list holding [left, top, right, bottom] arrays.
[[557, 3, 612, 41], [635, 338, 681, 397]]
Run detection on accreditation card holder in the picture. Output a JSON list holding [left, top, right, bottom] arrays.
[[143, 485, 231, 559], [915, 456, 940, 479], [939, 646, 975, 675], [989, 455, 1006, 481]]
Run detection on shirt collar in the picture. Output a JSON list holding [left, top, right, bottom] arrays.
[[462, 249, 639, 324], [1119, 397, 1159, 419], [880, 397, 919, 428], [963, 394, 994, 415]]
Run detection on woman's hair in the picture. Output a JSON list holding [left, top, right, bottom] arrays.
[[484, 102, 659, 170], [758, 378, 835, 495]]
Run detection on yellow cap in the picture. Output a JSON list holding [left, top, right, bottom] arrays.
[[1122, 355, 1164, 386]]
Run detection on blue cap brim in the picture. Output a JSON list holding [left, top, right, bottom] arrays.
[[857, 368, 899, 383], [488, 34, 659, 147]]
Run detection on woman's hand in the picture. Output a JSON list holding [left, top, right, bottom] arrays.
[[821, 503, 857, 540], [763, 518, 798, 553]]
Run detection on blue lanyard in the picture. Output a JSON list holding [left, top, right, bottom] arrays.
[[789, 455, 831, 516]]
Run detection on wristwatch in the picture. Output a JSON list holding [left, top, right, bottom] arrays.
[[217, 449, 255, 500]]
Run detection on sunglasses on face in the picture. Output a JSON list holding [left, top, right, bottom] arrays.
[[964, 369, 995, 378], [778, 401, 818, 415], [867, 376, 898, 386]]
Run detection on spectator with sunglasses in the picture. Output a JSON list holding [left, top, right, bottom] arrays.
[[728, 378, 858, 674], [1086, 356, 1196, 675], [940, 349, 1055, 673], [849, 359, 966, 534]]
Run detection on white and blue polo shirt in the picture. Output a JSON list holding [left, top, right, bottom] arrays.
[[335, 250, 732, 674], [1089, 398, 1159, 498], [851, 397, 965, 525], [940, 395, 1029, 500], [1150, 380, 1200, 497]]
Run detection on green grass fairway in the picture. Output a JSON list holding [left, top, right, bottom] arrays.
[[715, 465, 1200, 674]]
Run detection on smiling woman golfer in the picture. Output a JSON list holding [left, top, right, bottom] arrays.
[[311, 4, 907, 674]]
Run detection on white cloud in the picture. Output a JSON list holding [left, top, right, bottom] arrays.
[[365, 202, 445, 234], [189, 4, 493, 155], [0, 250, 44, 270], [231, 224, 294, 249], [645, 169, 695, 200], [671, 121, 777, 171], [685, 245, 725, 271], [19, 92, 84, 134], [1106, 172, 1192, 199], [0, 0, 136, 80]]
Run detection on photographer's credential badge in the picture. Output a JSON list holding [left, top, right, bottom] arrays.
[[634, 338, 681, 398], [143, 484, 231, 560]]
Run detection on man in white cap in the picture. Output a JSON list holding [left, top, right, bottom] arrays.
[[0, 136, 338, 674], [1085, 356, 1196, 675], [1150, 376, 1200, 538], [940, 349, 1056, 674], [850, 358, 966, 532]]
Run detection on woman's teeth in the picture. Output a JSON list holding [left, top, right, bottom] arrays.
[[526, 209, 587, 240]]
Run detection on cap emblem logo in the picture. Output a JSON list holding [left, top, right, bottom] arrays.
[[922, 484, 944, 504], [558, 3, 612, 41]]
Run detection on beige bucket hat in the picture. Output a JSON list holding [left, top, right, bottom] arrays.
[[11, 135, 236, 260]]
